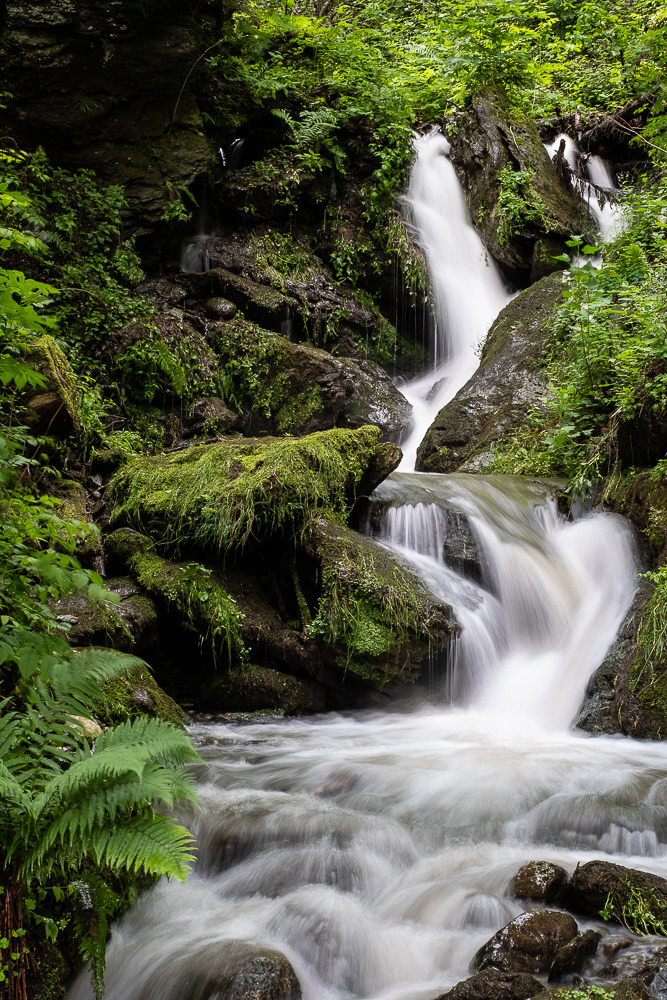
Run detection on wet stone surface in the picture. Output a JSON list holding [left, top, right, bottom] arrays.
[[474, 910, 579, 974], [511, 861, 568, 905]]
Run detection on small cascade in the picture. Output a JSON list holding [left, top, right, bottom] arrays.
[[368, 473, 638, 727], [544, 133, 625, 241], [397, 130, 512, 470]]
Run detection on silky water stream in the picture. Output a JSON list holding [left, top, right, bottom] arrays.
[[69, 132, 667, 1000]]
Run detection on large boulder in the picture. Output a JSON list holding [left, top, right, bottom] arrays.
[[448, 88, 589, 285], [473, 911, 578, 974], [416, 274, 563, 474], [213, 319, 412, 440], [434, 969, 543, 1000], [565, 861, 667, 934], [53, 576, 159, 654], [106, 427, 400, 552]]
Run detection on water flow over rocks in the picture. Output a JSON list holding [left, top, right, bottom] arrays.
[[397, 130, 511, 469]]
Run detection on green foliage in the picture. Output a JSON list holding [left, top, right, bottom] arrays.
[[600, 879, 667, 935], [496, 167, 546, 245], [106, 426, 382, 554]]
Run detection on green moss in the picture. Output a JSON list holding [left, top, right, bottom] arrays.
[[128, 552, 246, 665], [107, 426, 382, 554], [96, 659, 186, 727], [202, 664, 320, 713], [482, 426, 558, 476], [602, 468, 667, 560], [308, 518, 456, 687], [25, 334, 81, 429], [274, 384, 324, 435], [628, 577, 667, 730]]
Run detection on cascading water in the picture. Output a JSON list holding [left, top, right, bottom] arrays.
[[396, 130, 512, 470], [544, 134, 625, 241], [68, 124, 664, 1000]]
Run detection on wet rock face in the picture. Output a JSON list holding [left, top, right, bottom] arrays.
[[416, 273, 563, 474], [447, 87, 588, 286], [202, 666, 326, 715], [511, 861, 568, 905], [435, 969, 544, 1000], [52, 576, 158, 653], [0, 3, 212, 232], [565, 860, 667, 930], [548, 929, 601, 981], [473, 910, 578, 974], [201, 954, 302, 1000]]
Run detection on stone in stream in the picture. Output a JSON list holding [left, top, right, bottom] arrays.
[[433, 968, 544, 1000], [510, 861, 568, 905], [473, 910, 578, 974], [564, 860, 667, 931], [202, 954, 302, 1000], [548, 929, 602, 981]]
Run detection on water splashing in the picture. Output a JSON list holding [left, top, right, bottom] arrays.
[[544, 133, 625, 241]]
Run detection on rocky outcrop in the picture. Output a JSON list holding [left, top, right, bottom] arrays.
[[0, 2, 213, 233], [473, 911, 578, 974], [575, 581, 667, 739], [416, 274, 562, 474], [53, 577, 159, 654], [448, 88, 589, 285], [202, 665, 325, 714], [213, 319, 411, 440], [565, 860, 667, 932], [434, 969, 543, 1000], [95, 653, 187, 728], [510, 861, 568, 905]]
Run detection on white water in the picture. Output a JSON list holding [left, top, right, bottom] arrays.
[[68, 475, 658, 1000], [397, 131, 512, 470], [544, 134, 625, 242]]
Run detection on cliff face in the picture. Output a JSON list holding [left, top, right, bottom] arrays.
[[0, 0, 213, 233]]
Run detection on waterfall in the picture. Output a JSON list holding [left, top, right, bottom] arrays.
[[544, 133, 625, 241], [397, 130, 512, 470], [368, 473, 638, 729]]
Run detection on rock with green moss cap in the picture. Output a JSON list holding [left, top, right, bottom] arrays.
[[213, 318, 411, 440], [202, 665, 325, 714], [53, 576, 159, 653], [94, 652, 187, 728], [49, 477, 104, 567], [304, 517, 459, 688], [22, 335, 81, 434], [106, 426, 397, 553], [448, 87, 590, 286], [416, 274, 562, 474]]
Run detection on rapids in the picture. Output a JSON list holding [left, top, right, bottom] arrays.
[[68, 123, 664, 1000]]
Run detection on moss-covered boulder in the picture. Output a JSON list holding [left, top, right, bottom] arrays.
[[566, 860, 667, 936], [22, 335, 81, 434], [416, 274, 562, 474], [213, 319, 411, 440], [448, 88, 589, 285], [202, 665, 325, 714], [304, 518, 458, 687], [107, 427, 398, 553], [49, 477, 104, 567], [53, 576, 159, 654], [95, 654, 187, 728]]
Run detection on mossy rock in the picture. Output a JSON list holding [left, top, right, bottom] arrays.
[[601, 468, 667, 565], [106, 426, 393, 554], [448, 88, 590, 285], [49, 478, 104, 565], [202, 665, 325, 714], [565, 860, 667, 935], [213, 318, 411, 440], [52, 576, 159, 654], [416, 274, 563, 474], [96, 656, 186, 727], [23, 335, 81, 433], [305, 517, 459, 687]]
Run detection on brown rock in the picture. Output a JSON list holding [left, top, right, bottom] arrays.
[[204, 297, 238, 320], [434, 969, 543, 1000], [548, 929, 601, 981], [511, 861, 568, 905], [565, 860, 667, 931], [473, 910, 578, 974], [203, 953, 301, 1000]]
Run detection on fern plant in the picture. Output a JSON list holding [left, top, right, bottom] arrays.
[[0, 646, 201, 1000]]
